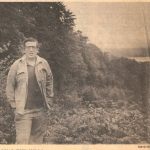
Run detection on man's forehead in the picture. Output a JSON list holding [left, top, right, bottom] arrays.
[[25, 41, 37, 47]]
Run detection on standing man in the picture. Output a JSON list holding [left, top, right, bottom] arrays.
[[6, 37, 54, 144]]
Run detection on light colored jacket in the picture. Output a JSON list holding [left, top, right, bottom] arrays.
[[6, 55, 54, 113]]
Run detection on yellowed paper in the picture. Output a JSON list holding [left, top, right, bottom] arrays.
[[0, 1, 150, 150]]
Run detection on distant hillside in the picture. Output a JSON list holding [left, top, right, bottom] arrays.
[[128, 57, 150, 62], [104, 48, 149, 57]]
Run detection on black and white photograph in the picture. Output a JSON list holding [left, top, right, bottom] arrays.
[[0, 2, 150, 145]]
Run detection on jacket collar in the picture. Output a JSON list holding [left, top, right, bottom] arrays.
[[19, 55, 43, 65]]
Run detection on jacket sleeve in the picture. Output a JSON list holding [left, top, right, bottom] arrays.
[[6, 61, 17, 108], [45, 60, 54, 100]]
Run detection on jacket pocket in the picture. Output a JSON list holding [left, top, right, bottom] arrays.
[[16, 71, 26, 82]]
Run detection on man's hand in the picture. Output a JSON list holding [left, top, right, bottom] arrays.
[[8, 102, 16, 113], [11, 108, 16, 116]]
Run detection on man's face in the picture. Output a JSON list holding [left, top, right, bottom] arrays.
[[24, 41, 38, 58]]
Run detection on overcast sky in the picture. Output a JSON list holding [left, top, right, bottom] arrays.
[[65, 2, 150, 57]]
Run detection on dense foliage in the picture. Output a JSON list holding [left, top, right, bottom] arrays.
[[0, 2, 149, 144]]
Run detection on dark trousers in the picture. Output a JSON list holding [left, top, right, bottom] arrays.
[[15, 108, 47, 144]]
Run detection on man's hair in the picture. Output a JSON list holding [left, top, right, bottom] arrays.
[[23, 37, 39, 47]]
